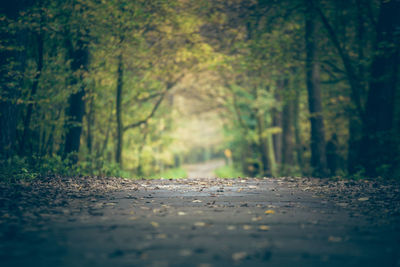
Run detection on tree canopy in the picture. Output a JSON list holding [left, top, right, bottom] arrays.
[[1, 0, 399, 179]]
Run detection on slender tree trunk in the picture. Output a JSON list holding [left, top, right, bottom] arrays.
[[305, 0, 328, 177], [266, 124, 277, 177], [281, 87, 294, 175], [64, 37, 89, 162], [256, 113, 269, 176], [99, 105, 113, 159], [86, 94, 94, 155], [359, 0, 400, 176], [137, 127, 148, 176], [273, 84, 282, 165], [293, 86, 304, 174], [115, 52, 124, 166]]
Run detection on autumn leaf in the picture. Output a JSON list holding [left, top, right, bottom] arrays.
[[328, 236, 342, 242], [194, 222, 206, 227], [265, 209, 275, 214], [232, 251, 247, 261], [243, 225, 252, 230], [259, 225, 270, 231]]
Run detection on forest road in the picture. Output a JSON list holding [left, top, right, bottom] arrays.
[[1, 176, 399, 267], [183, 159, 226, 178]]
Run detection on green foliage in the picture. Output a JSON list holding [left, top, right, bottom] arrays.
[[0, 156, 38, 182], [0, 155, 135, 182], [1, 0, 398, 180]]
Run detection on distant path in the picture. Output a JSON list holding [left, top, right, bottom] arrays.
[[1, 176, 399, 266], [183, 159, 226, 178]]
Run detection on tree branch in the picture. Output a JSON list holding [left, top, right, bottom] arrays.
[[123, 74, 185, 131], [123, 94, 164, 131], [316, 5, 365, 119]]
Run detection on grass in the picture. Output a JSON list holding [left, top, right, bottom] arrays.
[[214, 165, 244, 178], [146, 167, 188, 179]]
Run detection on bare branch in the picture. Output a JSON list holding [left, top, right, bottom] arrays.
[[123, 74, 185, 131]]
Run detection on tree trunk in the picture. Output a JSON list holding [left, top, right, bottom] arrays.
[[273, 84, 282, 165], [20, 30, 44, 155], [86, 94, 94, 155], [293, 86, 304, 174], [281, 86, 294, 175], [359, 0, 400, 177], [256, 113, 269, 176], [115, 52, 124, 166], [347, 0, 368, 174], [305, 0, 328, 177], [0, 1, 28, 158], [64, 37, 89, 162]]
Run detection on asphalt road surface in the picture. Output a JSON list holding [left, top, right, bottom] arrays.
[[1, 176, 399, 267]]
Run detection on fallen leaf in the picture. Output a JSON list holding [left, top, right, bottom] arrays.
[[178, 211, 187, 216], [227, 225, 236, 230], [358, 197, 369, 201], [328, 236, 342, 242], [243, 225, 252, 230], [265, 209, 275, 214], [179, 249, 192, 257], [232, 251, 247, 261], [259, 225, 270, 231], [252, 216, 262, 222], [194, 222, 206, 227], [129, 216, 138, 220], [156, 233, 167, 239], [151, 221, 159, 228]]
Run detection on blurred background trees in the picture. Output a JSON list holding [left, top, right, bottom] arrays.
[[1, 0, 399, 179]]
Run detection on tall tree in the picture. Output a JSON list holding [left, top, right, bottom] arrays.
[[115, 52, 123, 165], [63, 31, 89, 161], [0, 0, 30, 158], [359, 0, 400, 176], [304, 0, 327, 177]]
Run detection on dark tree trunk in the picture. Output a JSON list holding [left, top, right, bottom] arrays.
[[115, 53, 124, 166], [359, 0, 400, 176], [64, 37, 89, 162], [305, 0, 328, 177], [20, 31, 44, 155], [346, 0, 368, 174], [0, 0, 31, 158], [86, 94, 94, 155]]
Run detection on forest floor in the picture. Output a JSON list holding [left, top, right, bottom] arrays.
[[1, 175, 400, 267]]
